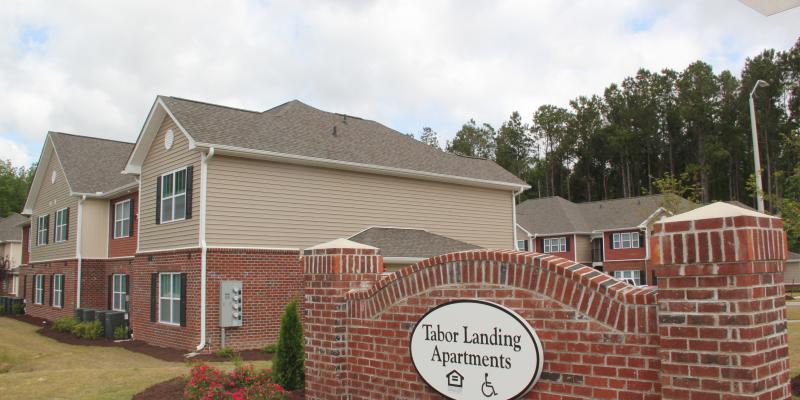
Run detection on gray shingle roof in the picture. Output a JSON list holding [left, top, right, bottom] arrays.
[[0, 213, 27, 242], [789, 251, 800, 261], [348, 227, 481, 258], [160, 96, 525, 186], [50, 132, 137, 194], [517, 194, 694, 235]]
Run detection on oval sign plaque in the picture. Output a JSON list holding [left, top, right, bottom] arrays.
[[410, 300, 544, 400]]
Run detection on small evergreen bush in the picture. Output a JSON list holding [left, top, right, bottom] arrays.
[[262, 343, 278, 354], [71, 320, 103, 339], [0, 305, 5, 314], [273, 299, 304, 390], [215, 347, 241, 363], [11, 304, 24, 314], [113, 325, 129, 340], [53, 316, 79, 333]]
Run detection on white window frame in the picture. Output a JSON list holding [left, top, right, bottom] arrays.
[[114, 200, 131, 239], [11, 275, 19, 295], [53, 274, 63, 308], [159, 272, 181, 325], [160, 168, 188, 224], [613, 270, 643, 286], [612, 232, 640, 249], [54, 208, 68, 242], [34, 275, 44, 305], [36, 215, 48, 246], [112, 274, 127, 311], [543, 237, 567, 253], [516, 240, 528, 251]]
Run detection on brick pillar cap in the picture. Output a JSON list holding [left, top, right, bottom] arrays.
[[660, 201, 777, 223], [305, 238, 378, 251]]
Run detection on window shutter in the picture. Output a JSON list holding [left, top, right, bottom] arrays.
[[107, 275, 113, 309], [609, 235, 614, 249], [45, 214, 50, 244], [65, 208, 70, 240], [179, 273, 187, 327], [60, 276, 65, 307], [638, 233, 644, 248], [565, 237, 571, 252], [185, 166, 193, 219], [123, 275, 129, 312], [34, 218, 38, 246], [150, 273, 157, 322], [22, 275, 27, 299], [155, 178, 161, 225], [128, 198, 135, 237], [49, 274, 54, 306], [639, 270, 646, 285]]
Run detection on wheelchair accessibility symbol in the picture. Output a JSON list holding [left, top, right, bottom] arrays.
[[481, 373, 497, 397]]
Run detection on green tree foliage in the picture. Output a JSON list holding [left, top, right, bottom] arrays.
[[495, 111, 531, 178], [419, 127, 441, 149], [446, 119, 496, 158], [273, 299, 304, 390], [0, 160, 34, 217]]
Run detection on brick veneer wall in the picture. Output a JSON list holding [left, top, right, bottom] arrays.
[[130, 248, 302, 352], [304, 211, 791, 399], [651, 215, 791, 399], [19, 260, 77, 321]]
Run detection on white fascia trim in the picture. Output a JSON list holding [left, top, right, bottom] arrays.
[[592, 227, 643, 234], [124, 97, 196, 175], [71, 182, 139, 199], [638, 207, 669, 229], [384, 256, 425, 264], [605, 258, 647, 262], [535, 231, 593, 236], [135, 245, 201, 254], [195, 142, 530, 192], [23, 136, 70, 214], [105, 256, 136, 260], [348, 225, 429, 238], [29, 256, 77, 264]]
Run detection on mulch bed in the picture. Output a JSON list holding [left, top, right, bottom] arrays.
[[2, 314, 272, 362], [792, 374, 800, 397], [132, 377, 304, 400]]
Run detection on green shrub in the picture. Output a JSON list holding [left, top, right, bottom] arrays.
[[184, 364, 286, 399], [113, 325, 129, 340], [53, 316, 79, 333], [273, 299, 304, 390], [11, 304, 24, 314], [71, 320, 103, 340], [0, 305, 5, 314], [262, 343, 278, 354]]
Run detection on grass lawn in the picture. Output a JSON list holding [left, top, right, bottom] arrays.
[[790, 318, 800, 399], [0, 317, 270, 400], [788, 305, 800, 321]]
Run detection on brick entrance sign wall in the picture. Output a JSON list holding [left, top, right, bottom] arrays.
[[303, 204, 791, 400]]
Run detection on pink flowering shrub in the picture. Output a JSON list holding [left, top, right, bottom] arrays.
[[183, 364, 287, 400]]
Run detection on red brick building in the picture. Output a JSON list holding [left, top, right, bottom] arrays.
[[515, 195, 694, 285]]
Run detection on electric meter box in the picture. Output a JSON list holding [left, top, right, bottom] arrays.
[[219, 280, 243, 327]]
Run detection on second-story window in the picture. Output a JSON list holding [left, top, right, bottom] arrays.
[[543, 237, 567, 253], [54, 208, 68, 242], [36, 215, 49, 246], [114, 200, 131, 238], [612, 232, 640, 249], [160, 168, 187, 224]]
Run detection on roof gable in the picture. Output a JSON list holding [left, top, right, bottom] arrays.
[[0, 213, 27, 242], [126, 96, 527, 190], [348, 227, 480, 258]]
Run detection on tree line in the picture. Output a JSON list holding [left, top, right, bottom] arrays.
[[0, 160, 34, 218], [418, 37, 800, 251]]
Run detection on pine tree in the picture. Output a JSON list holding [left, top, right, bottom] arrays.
[[419, 127, 441, 149], [273, 299, 305, 390]]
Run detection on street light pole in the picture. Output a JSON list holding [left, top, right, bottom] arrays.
[[748, 79, 769, 213]]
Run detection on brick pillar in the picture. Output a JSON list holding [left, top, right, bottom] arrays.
[[303, 239, 384, 400], [651, 203, 790, 399]]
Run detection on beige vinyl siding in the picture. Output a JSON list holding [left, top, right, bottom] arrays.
[[30, 147, 78, 262], [206, 156, 513, 250], [574, 234, 592, 263], [138, 116, 200, 252], [80, 199, 109, 258]]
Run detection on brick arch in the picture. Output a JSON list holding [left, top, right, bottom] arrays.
[[347, 249, 657, 334]]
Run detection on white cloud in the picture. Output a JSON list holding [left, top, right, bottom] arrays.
[[0, 136, 32, 168], [0, 0, 798, 161]]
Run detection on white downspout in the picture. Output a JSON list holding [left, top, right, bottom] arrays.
[[76, 195, 86, 308], [196, 147, 214, 352], [512, 187, 524, 249]]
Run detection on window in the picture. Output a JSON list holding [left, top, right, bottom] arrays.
[[54, 208, 68, 242], [159, 273, 182, 325], [516, 240, 529, 251], [53, 274, 64, 308], [612, 232, 640, 249], [112, 274, 128, 311], [34, 275, 44, 304], [36, 215, 49, 246], [543, 237, 567, 253], [613, 270, 643, 286], [114, 200, 131, 238], [160, 168, 187, 223]]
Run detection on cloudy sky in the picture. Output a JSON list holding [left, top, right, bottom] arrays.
[[1, 0, 799, 168]]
